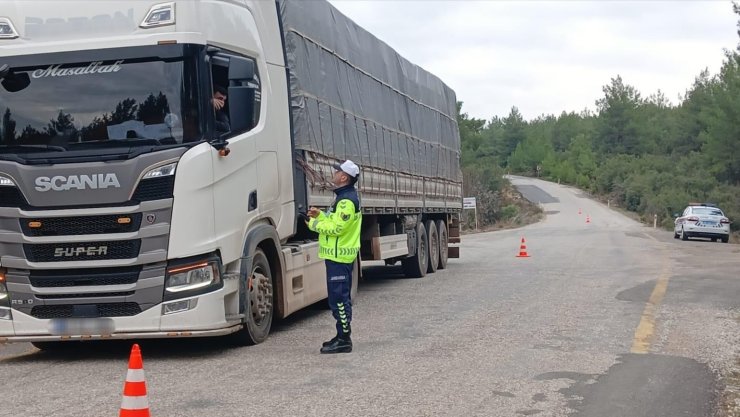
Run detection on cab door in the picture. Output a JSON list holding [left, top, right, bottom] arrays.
[[208, 50, 264, 264]]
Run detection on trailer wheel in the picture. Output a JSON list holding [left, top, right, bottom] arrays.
[[426, 220, 439, 274], [402, 222, 428, 278], [437, 220, 449, 270], [232, 248, 274, 346]]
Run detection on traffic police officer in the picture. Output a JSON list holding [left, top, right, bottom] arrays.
[[307, 160, 362, 354]]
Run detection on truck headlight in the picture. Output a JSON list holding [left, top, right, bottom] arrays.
[[164, 259, 221, 300], [142, 162, 177, 179], [0, 285, 7, 306], [0, 174, 16, 187], [0, 269, 10, 312]]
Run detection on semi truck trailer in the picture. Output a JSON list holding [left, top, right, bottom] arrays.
[[0, 0, 462, 349]]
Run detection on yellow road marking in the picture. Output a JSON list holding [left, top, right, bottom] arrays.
[[631, 254, 671, 354]]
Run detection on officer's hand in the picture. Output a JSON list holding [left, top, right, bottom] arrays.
[[307, 207, 321, 218]]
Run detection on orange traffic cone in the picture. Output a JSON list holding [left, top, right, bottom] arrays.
[[586, 215, 591, 224], [120, 344, 151, 417], [516, 237, 531, 258]]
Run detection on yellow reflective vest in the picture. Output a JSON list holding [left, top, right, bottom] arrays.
[[308, 198, 362, 264]]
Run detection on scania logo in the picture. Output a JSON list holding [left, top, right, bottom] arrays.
[[34, 174, 121, 192], [54, 246, 109, 257]]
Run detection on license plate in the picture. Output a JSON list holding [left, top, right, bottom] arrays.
[[700, 221, 717, 227], [48, 318, 115, 336]]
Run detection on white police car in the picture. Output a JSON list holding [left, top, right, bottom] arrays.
[[674, 203, 731, 243]]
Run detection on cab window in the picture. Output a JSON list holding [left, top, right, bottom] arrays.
[[208, 49, 261, 139]]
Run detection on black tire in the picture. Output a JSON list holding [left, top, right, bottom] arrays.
[[426, 220, 439, 274], [232, 248, 274, 346], [673, 231, 679, 239], [711, 237, 717, 242], [437, 220, 449, 270], [681, 228, 689, 241], [722, 236, 729, 243], [402, 222, 428, 278]]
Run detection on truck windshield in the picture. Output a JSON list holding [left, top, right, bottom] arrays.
[[0, 47, 203, 160]]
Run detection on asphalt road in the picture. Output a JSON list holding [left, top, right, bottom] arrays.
[[1, 177, 738, 417]]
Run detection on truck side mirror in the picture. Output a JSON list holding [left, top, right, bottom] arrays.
[[227, 56, 258, 135], [227, 86, 256, 134]]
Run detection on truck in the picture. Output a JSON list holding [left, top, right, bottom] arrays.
[[0, 0, 462, 349]]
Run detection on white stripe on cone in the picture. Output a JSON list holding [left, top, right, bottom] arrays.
[[121, 395, 150, 410], [125, 369, 146, 382]]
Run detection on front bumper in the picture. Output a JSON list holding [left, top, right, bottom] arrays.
[[0, 277, 240, 343]]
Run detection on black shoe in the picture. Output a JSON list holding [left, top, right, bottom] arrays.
[[320, 336, 352, 354], [322, 335, 339, 347]]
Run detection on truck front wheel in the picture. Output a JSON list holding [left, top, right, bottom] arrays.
[[232, 248, 274, 346]]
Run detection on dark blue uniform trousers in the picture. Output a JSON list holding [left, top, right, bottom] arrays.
[[325, 260, 353, 336]]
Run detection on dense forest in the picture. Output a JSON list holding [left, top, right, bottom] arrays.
[[458, 5, 740, 233]]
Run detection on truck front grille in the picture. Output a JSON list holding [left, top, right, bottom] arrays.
[[23, 240, 141, 262], [29, 267, 142, 287], [0, 187, 28, 208], [0, 176, 173, 211], [21, 214, 143, 237], [132, 176, 175, 201], [36, 291, 135, 299], [30, 303, 142, 319]]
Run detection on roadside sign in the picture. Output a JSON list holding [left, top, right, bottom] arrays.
[[463, 197, 478, 230]]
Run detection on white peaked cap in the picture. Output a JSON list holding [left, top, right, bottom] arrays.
[[333, 160, 360, 178]]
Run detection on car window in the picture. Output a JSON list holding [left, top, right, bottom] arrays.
[[692, 207, 723, 216]]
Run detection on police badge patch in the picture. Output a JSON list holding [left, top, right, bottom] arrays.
[[341, 213, 350, 221]]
